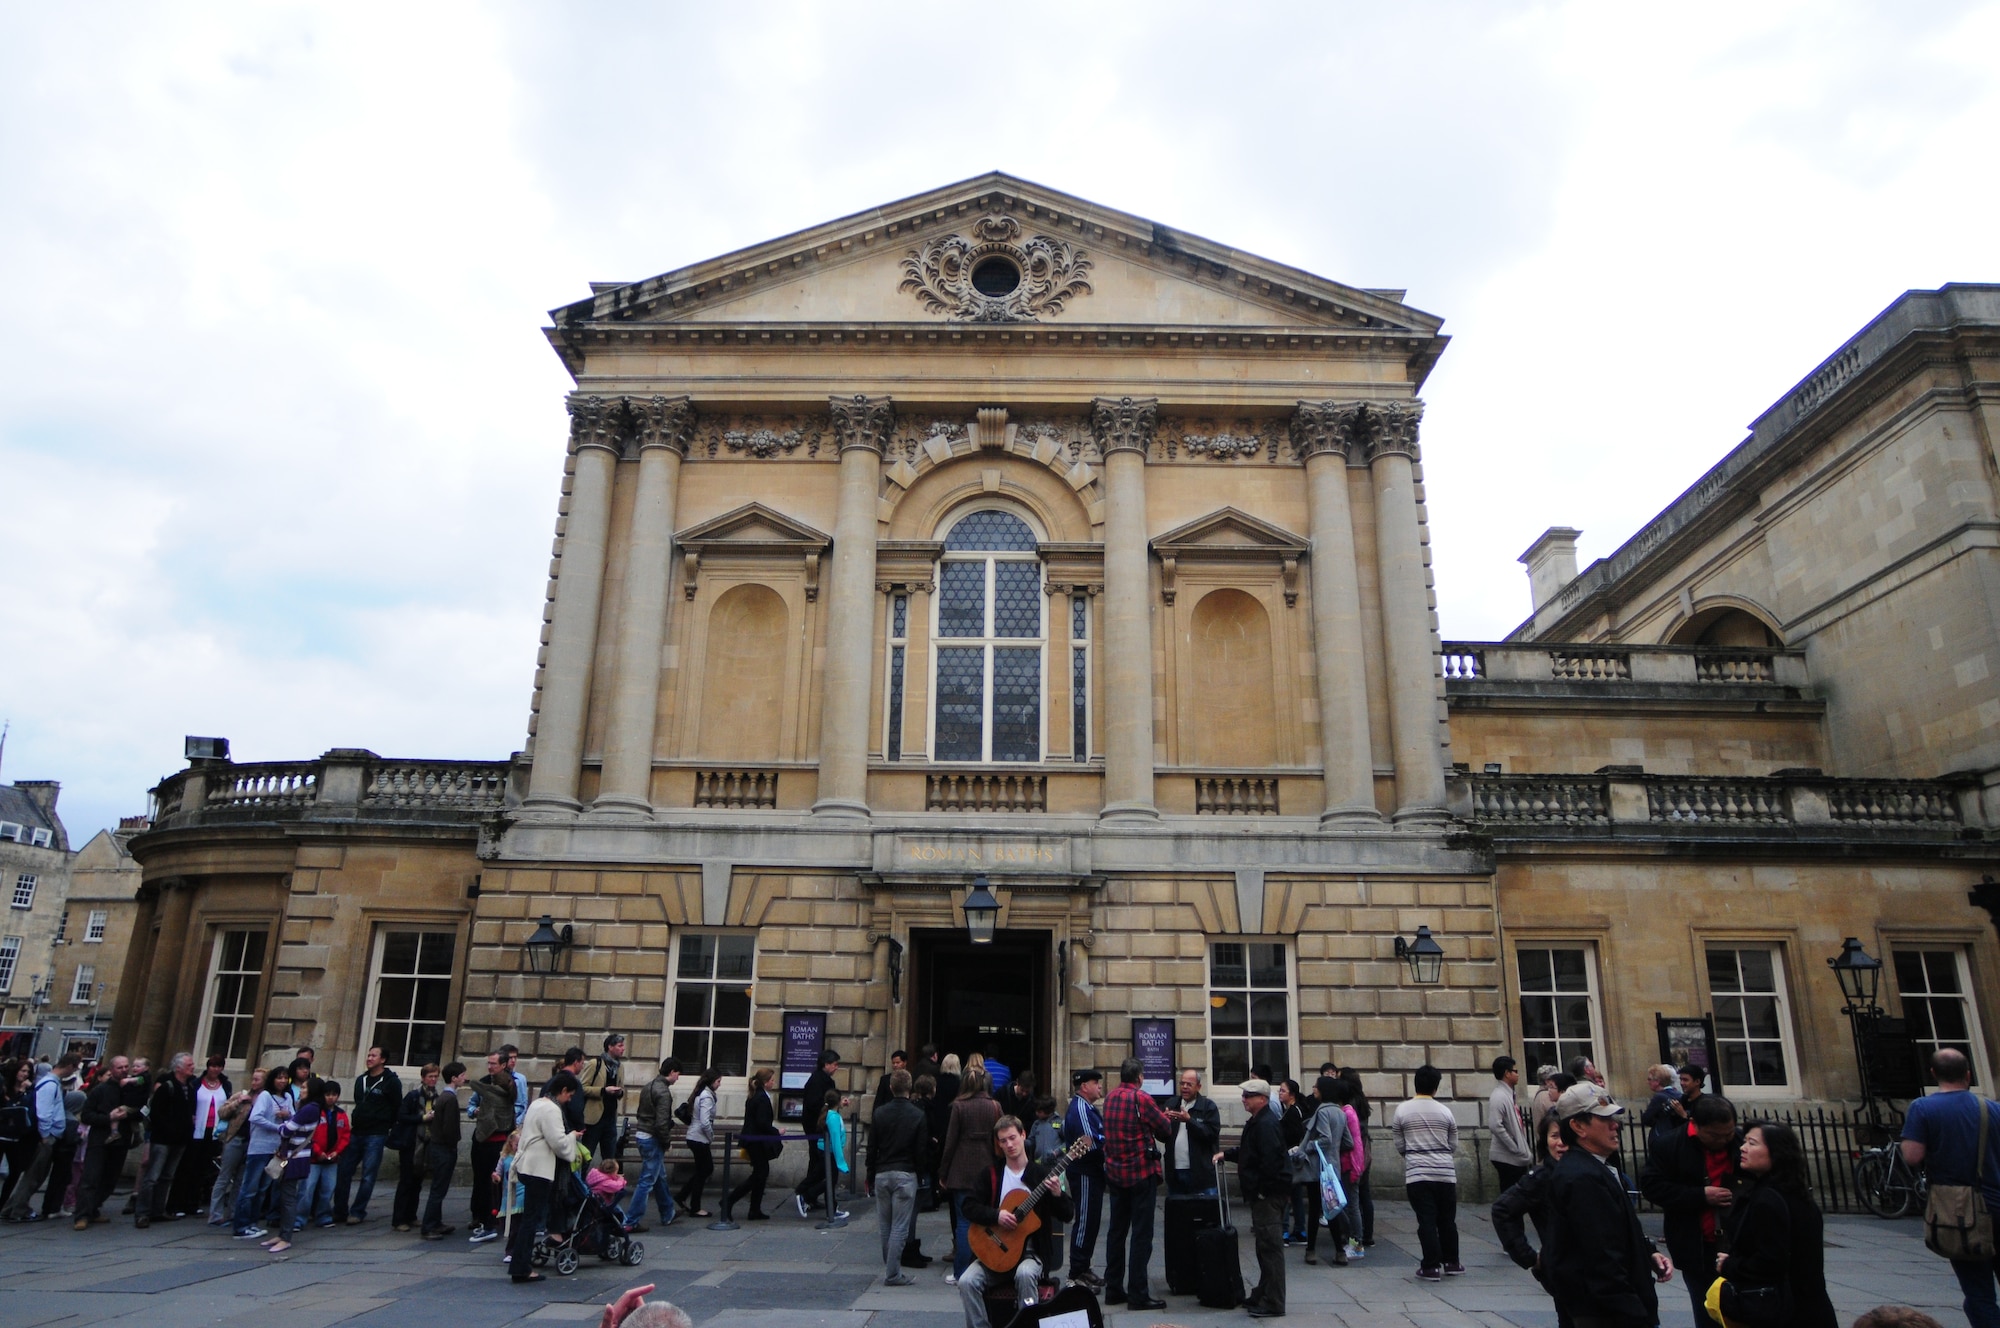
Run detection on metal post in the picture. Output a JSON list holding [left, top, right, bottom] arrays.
[[708, 1130, 739, 1231], [1845, 1007, 1883, 1131], [815, 1128, 847, 1229]]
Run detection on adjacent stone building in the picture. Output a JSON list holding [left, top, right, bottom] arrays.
[[114, 178, 2000, 1165], [0, 779, 73, 1055]]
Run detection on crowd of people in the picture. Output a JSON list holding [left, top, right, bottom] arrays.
[[5, 1037, 1996, 1328]]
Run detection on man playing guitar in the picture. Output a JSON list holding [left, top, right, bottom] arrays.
[[958, 1116, 1078, 1328]]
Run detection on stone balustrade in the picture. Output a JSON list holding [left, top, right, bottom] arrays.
[[693, 769, 780, 810], [1442, 642, 1810, 689], [1193, 776, 1281, 815], [927, 771, 1047, 813], [151, 750, 517, 828], [1452, 766, 1977, 836]]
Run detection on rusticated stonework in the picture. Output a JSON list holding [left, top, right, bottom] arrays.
[[899, 213, 1093, 322]]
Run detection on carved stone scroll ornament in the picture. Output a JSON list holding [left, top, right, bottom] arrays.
[[697, 413, 828, 459], [631, 394, 697, 455], [900, 213, 1093, 322], [829, 394, 896, 456], [1367, 400, 1424, 462], [1289, 400, 1362, 461], [1288, 400, 1423, 463], [1090, 396, 1159, 459]]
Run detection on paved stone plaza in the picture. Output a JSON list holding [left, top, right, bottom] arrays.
[[0, 1194, 1971, 1328]]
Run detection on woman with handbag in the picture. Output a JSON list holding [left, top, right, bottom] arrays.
[[230, 1065, 292, 1238], [1296, 1076, 1352, 1267], [1713, 1121, 1837, 1328], [261, 1084, 323, 1254], [675, 1068, 722, 1218], [727, 1068, 780, 1220]]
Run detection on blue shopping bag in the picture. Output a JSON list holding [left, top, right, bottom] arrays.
[[1314, 1141, 1348, 1223]]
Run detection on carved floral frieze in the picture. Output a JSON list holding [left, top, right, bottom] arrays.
[[890, 415, 969, 462], [1158, 418, 1280, 462], [696, 413, 830, 459], [899, 213, 1093, 322]]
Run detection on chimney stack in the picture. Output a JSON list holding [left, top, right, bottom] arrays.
[[1519, 527, 1582, 612]]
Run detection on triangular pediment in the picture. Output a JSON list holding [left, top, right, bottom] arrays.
[[675, 503, 830, 552], [1151, 507, 1308, 556], [553, 173, 1441, 338]]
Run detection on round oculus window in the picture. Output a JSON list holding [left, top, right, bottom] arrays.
[[970, 256, 1021, 297]]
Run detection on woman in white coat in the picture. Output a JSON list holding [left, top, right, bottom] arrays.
[[510, 1071, 582, 1283]]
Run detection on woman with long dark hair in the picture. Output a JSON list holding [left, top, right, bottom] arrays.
[[727, 1068, 779, 1220], [675, 1067, 723, 1218], [1715, 1121, 1838, 1328], [1337, 1067, 1374, 1249], [1277, 1079, 1310, 1244], [937, 1065, 999, 1283], [1297, 1076, 1353, 1266]]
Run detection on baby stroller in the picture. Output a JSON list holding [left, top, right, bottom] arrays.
[[534, 1165, 644, 1275]]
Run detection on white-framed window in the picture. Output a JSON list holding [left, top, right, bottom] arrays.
[[200, 929, 267, 1066], [1516, 945, 1602, 1075], [361, 929, 457, 1071], [30, 828, 51, 848], [1706, 945, 1797, 1093], [1069, 592, 1090, 761], [85, 910, 107, 942], [1208, 940, 1292, 1086], [11, 874, 36, 909], [886, 590, 910, 760], [1895, 948, 1989, 1085], [71, 964, 95, 1005], [54, 909, 68, 943], [669, 933, 755, 1076], [931, 509, 1044, 763], [0, 936, 19, 993], [0, 822, 18, 842]]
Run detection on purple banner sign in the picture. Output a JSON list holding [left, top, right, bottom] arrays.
[[1132, 1017, 1176, 1098], [781, 1010, 827, 1090]]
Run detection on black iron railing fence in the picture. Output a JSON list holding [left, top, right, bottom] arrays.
[[1617, 1105, 1895, 1215]]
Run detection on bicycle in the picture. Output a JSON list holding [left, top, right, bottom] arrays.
[[1853, 1141, 1927, 1218]]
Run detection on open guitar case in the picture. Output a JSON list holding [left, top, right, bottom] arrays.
[[994, 1282, 1105, 1328]]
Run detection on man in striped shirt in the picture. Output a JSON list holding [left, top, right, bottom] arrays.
[[1392, 1064, 1461, 1281]]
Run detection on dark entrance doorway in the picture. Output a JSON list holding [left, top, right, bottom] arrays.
[[910, 928, 1050, 1097]]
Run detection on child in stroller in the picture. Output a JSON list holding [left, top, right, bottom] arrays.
[[534, 1155, 645, 1275]]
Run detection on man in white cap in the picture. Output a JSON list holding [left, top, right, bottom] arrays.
[[1215, 1077, 1288, 1319], [1541, 1083, 1672, 1328]]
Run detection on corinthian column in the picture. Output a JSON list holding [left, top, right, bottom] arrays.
[[1367, 401, 1448, 821], [594, 396, 695, 817], [523, 394, 623, 814], [1293, 403, 1380, 824], [1093, 396, 1160, 823], [813, 394, 894, 818]]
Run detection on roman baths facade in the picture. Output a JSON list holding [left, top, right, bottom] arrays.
[[112, 177, 2000, 1152]]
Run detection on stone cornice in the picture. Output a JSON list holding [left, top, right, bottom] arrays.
[[1091, 395, 1158, 458], [829, 394, 896, 456]]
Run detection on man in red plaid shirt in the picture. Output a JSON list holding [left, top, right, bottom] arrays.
[[1100, 1058, 1171, 1309]]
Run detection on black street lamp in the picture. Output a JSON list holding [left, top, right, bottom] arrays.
[[1827, 936, 1886, 1126], [1395, 926, 1445, 985], [963, 876, 1001, 945], [523, 915, 574, 974]]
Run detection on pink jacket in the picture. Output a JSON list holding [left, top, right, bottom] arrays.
[[1341, 1105, 1366, 1182], [586, 1169, 627, 1202]]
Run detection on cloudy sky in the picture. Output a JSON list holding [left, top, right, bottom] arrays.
[[3, 2, 1995, 839]]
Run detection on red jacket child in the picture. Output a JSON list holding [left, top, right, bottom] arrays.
[[312, 1103, 352, 1163]]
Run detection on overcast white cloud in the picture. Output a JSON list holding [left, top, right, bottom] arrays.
[[2, 1, 1994, 840]]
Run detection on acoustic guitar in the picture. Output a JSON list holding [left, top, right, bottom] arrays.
[[967, 1136, 1095, 1274]]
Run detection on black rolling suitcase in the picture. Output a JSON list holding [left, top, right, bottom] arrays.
[[1164, 1190, 1219, 1295], [1193, 1186, 1245, 1309]]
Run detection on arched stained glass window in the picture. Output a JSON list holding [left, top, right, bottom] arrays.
[[934, 510, 1043, 762]]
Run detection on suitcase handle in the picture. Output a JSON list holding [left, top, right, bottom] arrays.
[[1217, 1180, 1230, 1229]]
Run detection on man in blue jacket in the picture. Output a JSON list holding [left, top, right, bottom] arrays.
[[1060, 1069, 1106, 1290]]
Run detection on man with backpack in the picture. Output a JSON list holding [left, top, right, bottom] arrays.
[[1902, 1048, 2000, 1328], [1, 1055, 73, 1221]]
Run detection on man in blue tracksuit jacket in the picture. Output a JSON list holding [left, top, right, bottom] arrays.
[[1061, 1068, 1107, 1289]]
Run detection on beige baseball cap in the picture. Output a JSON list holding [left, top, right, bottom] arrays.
[[1554, 1082, 1625, 1121]]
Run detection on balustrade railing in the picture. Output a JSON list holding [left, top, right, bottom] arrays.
[[365, 762, 511, 809], [694, 769, 779, 810], [928, 772, 1047, 813], [1467, 776, 1610, 825], [205, 765, 319, 807], [1694, 650, 1776, 683], [1440, 648, 1484, 679], [1550, 649, 1631, 680], [1826, 781, 1960, 825], [1194, 777, 1280, 815], [1647, 778, 1788, 824]]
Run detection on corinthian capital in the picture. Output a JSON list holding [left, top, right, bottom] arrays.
[[566, 393, 624, 455], [828, 394, 896, 456], [1290, 400, 1370, 461], [631, 394, 697, 456], [1365, 400, 1424, 463], [1091, 396, 1158, 458]]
